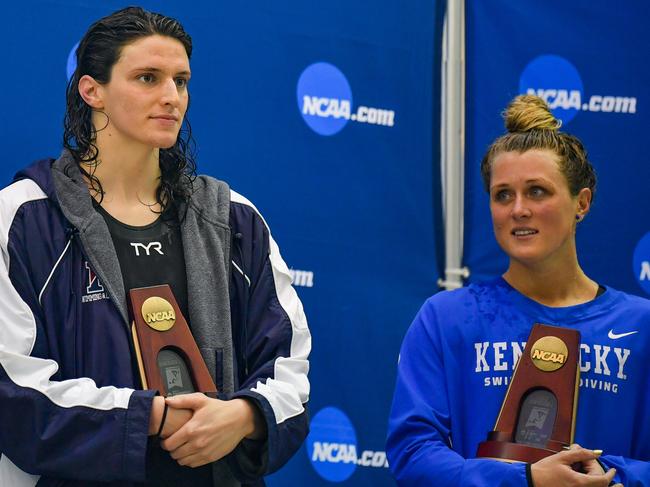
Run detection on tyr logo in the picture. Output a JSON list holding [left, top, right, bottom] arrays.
[[130, 242, 164, 257]]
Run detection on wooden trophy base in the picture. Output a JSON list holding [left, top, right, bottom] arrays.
[[477, 429, 567, 463], [476, 440, 559, 464]]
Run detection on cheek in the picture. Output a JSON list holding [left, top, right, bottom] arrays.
[[117, 100, 135, 119], [536, 204, 571, 224], [535, 205, 577, 240], [106, 94, 138, 124], [490, 207, 508, 230], [179, 93, 189, 115]]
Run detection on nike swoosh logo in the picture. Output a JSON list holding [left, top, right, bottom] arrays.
[[608, 330, 639, 340]]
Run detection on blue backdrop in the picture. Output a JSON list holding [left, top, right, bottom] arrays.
[[464, 0, 650, 300], [2, 1, 443, 485], [6, 1, 645, 485]]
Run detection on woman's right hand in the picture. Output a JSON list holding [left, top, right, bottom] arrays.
[[159, 405, 192, 439], [148, 396, 192, 438], [530, 445, 617, 487]]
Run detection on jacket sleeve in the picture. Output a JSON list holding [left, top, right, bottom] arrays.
[[600, 455, 650, 485], [227, 191, 311, 482], [0, 180, 155, 484], [386, 300, 529, 487]]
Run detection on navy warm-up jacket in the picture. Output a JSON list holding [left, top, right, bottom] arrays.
[[0, 154, 311, 486]]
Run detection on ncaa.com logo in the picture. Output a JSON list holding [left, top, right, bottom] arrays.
[[289, 268, 314, 288], [306, 407, 388, 482], [520, 55, 638, 124], [633, 232, 650, 296], [67, 42, 79, 80], [297, 62, 396, 136]]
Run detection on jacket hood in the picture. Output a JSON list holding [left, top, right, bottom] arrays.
[[13, 155, 59, 203], [12, 150, 230, 229], [15, 150, 105, 232]]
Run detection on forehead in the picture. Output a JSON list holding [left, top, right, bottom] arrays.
[[490, 150, 565, 187], [114, 34, 190, 72]]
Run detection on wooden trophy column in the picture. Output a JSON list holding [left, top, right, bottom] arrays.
[[128, 285, 216, 396], [476, 324, 580, 463]]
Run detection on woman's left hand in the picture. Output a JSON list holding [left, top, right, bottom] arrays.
[[571, 444, 623, 487], [160, 393, 264, 468]]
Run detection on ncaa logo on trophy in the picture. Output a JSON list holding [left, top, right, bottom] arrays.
[[141, 297, 176, 331]]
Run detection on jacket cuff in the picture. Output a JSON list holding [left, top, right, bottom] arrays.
[[226, 391, 270, 480], [123, 389, 156, 481], [526, 463, 534, 487]]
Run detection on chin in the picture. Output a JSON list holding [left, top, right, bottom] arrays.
[[151, 136, 180, 150], [502, 247, 544, 265], [509, 252, 556, 268]]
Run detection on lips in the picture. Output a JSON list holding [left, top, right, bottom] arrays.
[[151, 114, 179, 122]]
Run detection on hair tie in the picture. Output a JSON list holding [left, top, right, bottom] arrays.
[[157, 402, 169, 437]]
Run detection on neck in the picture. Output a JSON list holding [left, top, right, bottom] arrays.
[[503, 257, 598, 307], [84, 121, 161, 206]]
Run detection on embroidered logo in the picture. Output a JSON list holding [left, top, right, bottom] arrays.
[[82, 261, 108, 303], [607, 329, 639, 340]]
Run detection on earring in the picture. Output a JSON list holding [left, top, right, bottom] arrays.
[[575, 214, 582, 222], [93, 110, 110, 132]]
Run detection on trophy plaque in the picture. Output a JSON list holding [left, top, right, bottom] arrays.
[[128, 285, 217, 396], [476, 324, 580, 463]]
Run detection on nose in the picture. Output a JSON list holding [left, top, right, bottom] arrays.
[[160, 78, 180, 107], [511, 194, 531, 219]]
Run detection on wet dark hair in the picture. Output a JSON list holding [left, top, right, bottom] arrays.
[[481, 95, 596, 203], [63, 6, 196, 218]]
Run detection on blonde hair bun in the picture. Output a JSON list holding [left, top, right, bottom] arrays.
[[503, 94, 562, 133]]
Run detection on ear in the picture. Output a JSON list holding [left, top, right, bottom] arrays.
[[576, 187, 592, 218], [78, 75, 104, 109]]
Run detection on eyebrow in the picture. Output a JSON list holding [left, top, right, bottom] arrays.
[[524, 178, 551, 184], [490, 178, 552, 190], [130, 67, 191, 76]]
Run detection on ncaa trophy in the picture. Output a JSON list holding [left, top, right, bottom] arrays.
[[128, 285, 216, 396], [476, 324, 580, 463]]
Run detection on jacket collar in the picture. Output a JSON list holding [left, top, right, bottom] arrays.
[[51, 151, 129, 324]]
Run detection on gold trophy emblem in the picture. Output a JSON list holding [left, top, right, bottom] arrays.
[[530, 336, 569, 372], [141, 297, 176, 331]]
